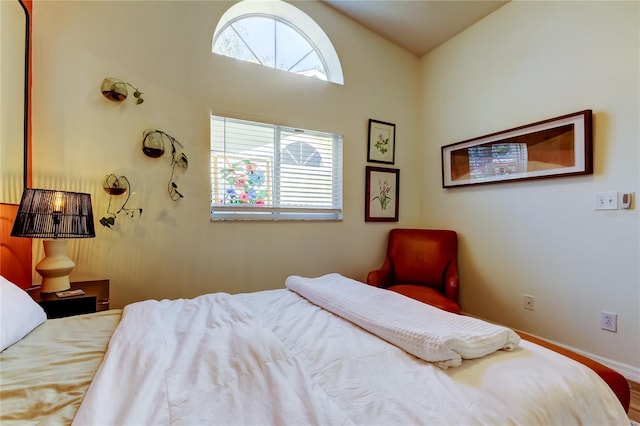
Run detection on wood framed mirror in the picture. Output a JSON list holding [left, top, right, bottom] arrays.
[[0, 0, 32, 289], [1, 0, 30, 203]]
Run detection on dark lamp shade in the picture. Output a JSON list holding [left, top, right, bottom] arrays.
[[11, 188, 96, 239]]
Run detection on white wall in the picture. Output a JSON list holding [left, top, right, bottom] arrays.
[[420, 1, 639, 376], [31, 1, 421, 304], [32, 0, 639, 378]]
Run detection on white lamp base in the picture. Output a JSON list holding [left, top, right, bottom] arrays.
[[35, 239, 75, 293]]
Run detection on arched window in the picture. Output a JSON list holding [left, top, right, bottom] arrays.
[[212, 0, 343, 85]]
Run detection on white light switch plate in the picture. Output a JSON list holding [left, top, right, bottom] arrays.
[[595, 192, 618, 210]]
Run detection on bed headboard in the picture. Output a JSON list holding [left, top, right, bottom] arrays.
[[1, 204, 31, 288]]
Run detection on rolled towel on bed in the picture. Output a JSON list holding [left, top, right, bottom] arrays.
[[286, 273, 520, 369]]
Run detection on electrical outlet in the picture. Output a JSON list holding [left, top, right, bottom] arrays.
[[601, 311, 617, 332], [524, 295, 534, 311]]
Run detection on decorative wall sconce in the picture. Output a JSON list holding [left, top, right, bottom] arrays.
[[100, 77, 144, 105], [142, 129, 188, 201], [100, 174, 142, 228], [103, 173, 128, 195]]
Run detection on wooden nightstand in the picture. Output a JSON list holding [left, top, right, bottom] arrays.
[[27, 279, 110, 319]]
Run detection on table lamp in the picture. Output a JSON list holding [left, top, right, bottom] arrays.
[[11, 188, 96, 293]]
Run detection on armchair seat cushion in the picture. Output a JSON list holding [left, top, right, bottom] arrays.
[[367, 229, 460, 314], [387, 284, 460, 314]]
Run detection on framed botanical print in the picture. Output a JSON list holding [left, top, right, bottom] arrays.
[[367, 119, 395, 164], [365, 166, 399, 222]]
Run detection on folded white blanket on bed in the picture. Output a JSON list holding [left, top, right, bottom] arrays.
[[285, 273, 520, 368]]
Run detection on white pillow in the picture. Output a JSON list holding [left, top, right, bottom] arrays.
[[1, 275, 47, 351]]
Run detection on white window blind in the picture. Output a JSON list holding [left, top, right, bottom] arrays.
[[210, 115, 343, 221]]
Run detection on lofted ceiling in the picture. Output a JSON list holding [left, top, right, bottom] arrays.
[[321, 0, 509, 57]]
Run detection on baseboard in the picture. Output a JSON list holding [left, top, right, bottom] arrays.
[[516, 331, 640, 383], [461, 312, 640, 383], [570, 348, 640, 384]]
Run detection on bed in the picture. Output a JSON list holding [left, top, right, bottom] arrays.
[[0, 273, 631, 425]]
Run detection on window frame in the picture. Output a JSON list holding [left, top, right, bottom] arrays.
[[210, 115, 343, 222]]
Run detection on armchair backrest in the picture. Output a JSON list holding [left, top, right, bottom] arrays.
[[387, 229, 458, 288]]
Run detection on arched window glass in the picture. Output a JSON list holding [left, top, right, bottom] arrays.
[[212, 0, 343, 85]]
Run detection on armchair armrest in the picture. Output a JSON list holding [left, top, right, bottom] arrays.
[[366, 257, 393, 288], [443, 259, 459, 303]]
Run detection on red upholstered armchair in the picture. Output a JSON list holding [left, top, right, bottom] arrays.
[[366, 229, 460, 314]]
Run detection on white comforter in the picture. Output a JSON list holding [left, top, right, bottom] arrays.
[[74, 275, 628, 426]]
